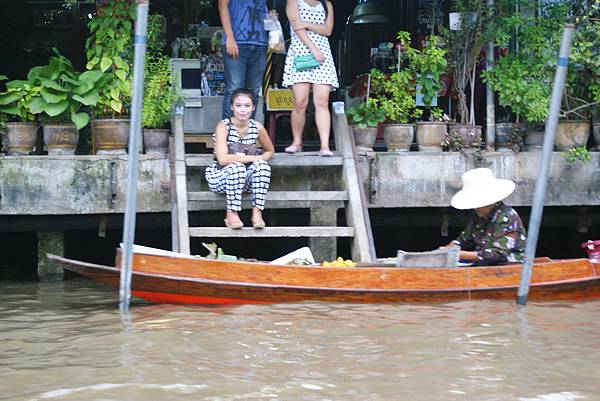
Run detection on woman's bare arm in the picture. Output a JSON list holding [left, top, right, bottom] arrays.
[[292, 1, 333, 37], [286, 0, 324, 62]]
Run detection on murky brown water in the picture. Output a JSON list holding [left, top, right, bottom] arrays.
[[1, 278, 599, 401]]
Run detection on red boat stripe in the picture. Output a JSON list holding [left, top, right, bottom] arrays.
[[132, 290, 271, 305]]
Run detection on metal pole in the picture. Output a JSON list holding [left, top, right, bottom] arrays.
[[516, 24, 574, 306], [119, 0, 149, 310], [486, 0, 495, 151]]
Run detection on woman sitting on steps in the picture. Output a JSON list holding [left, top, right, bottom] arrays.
[[205, 88, 275, 229]]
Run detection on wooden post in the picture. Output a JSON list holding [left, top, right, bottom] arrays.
[[332, 102, 376, 262], [172, 106, 191, 254]]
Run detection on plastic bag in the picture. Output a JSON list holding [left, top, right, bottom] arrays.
[[267, 19, 286, 53]]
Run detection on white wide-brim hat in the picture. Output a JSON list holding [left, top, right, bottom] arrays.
[[451, 168, 516, 210]]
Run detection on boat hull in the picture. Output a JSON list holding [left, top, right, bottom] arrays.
[[49, 253, 600, 305]]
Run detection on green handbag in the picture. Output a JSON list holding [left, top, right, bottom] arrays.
[[294, 54, 320, 71]]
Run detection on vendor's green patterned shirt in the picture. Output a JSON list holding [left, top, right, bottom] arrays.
[[453, 202, 527, 266]]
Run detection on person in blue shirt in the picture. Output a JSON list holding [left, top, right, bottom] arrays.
[[218, 0, 269, 120]]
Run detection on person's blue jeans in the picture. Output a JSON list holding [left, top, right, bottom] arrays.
[[222, 44, 267, 119]]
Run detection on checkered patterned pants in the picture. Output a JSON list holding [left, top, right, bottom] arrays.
[[205, 160, 271, 211]]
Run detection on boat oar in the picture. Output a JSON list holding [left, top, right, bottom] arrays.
[[120, 0, 150, 310], [517, 24, 574, 306]]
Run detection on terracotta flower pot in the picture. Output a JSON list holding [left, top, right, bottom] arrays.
[[143, 129, 170, 155], [524, 131, 544, 151], [448, 124, 482, 152], [4, 122, 39, 155], [352, 125, 378, 152], [416, 121, 446, 152], [43, 124, 79, 155], [382, 123, 414, 152], [592, 122, 600, 151], [495, 122, 523, 152], [91, 118, 130, 154], [555, 120, 590, 151]]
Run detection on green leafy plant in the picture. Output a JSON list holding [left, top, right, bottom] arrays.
[[486, 0, 600, 122], [0, 74, 40, 122], [370, 67, 422, 124], [368, 32, 424, 124], [482, 0, 561, 125], [347, 98, 386, 129], [442, 130, 464, 151], [85, 0, 135, 117], [562, 145, 591, 164], [412, 34, 447, 121], [441, 0, 494, 125], [142, 55, 180, 129], [27, 50, 106, 129], [564, 0, 600, 120], [442, 128, 482, 152], [147, 14, 167, 56]]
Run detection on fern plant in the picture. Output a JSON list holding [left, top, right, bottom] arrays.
[[142, 55, 179, 129]]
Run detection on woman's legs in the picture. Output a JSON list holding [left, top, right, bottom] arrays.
[[287, 83, 311, 151], [206, 162, 247, 226], [244, 160, 271, 227], [313, 84, 333, 152]]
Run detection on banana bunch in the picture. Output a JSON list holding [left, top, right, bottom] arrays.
[[322, 257, 357, 267]]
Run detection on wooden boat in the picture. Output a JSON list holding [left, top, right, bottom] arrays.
[[47, 245, 600, 305]]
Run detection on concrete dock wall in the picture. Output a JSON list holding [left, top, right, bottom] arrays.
[[1, 152, 599, 216]]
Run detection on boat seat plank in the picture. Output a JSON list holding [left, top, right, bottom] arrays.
[[187, 191, 349, 202], [189, 226, 354, 238]]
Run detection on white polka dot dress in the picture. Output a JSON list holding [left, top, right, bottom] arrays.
[[282, 0, 339, 88]]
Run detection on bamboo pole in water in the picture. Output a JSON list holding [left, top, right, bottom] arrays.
[[517, 24, 575, 305], [120, 0, 149, 310]]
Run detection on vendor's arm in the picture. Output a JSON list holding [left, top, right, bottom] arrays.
[[441, 221, 478, 262], [445, 220, 476, 249], [218, 0, 238, 58], [291, 1, 333, 37], [286, 0, 325, 62]]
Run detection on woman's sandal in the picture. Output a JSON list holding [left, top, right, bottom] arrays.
[[285, 144, 303, 154], [251, 218, 266, 229], [318, 149, 334, 157], [224, 218, 243, 229]]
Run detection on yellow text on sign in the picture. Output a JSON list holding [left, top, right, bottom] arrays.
[[266, 89, 294, 111]]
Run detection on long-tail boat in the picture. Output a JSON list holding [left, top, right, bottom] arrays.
[[47, 245, 600, 305]]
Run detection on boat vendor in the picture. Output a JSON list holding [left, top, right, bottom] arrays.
[[443, 168, 527, 266], [205, 88, 275, 229]]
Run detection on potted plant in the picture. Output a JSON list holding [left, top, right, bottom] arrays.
[[140, 15, 178, 155], [0, 74, 40, 155], [347, 97, 386, 152], [556, 0, 600, 150], [370, 33, 423, 152], [441, 0, 493, 150], [412, 34, 448, 151], [142, 54, 180, 155], [86, 0, 135, 154], [483, 0, 562, 151], [27, 50, 104, 155]]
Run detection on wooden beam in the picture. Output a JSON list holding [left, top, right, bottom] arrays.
[[187, 191, 349, 202], [189, 226, 354, 238], [332, 102, 377, 262]]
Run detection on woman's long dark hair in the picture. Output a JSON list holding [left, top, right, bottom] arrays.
[[319, 0, 328, 19]]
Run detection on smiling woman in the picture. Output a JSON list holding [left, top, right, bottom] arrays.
[[204, 88, 275, 229]]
